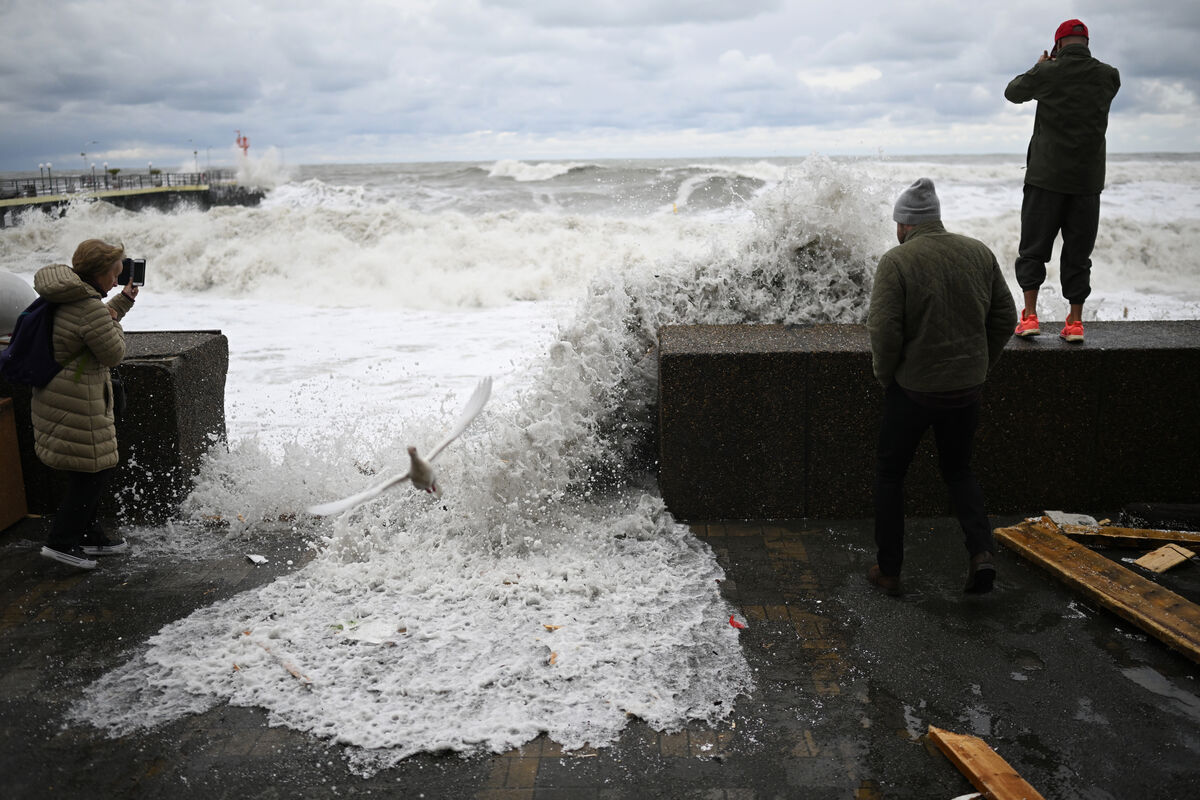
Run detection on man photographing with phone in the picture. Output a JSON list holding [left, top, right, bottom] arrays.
[[1005, 19, 1120, 343]]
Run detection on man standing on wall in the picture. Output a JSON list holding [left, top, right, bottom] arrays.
[[867, 179, 1017, 596], [1006, 19, 1120, 343]]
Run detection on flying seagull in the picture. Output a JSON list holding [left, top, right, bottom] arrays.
[[306, 376, 493, 516]]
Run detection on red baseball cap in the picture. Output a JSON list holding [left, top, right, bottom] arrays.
[[1055, 19, 1088, 43]]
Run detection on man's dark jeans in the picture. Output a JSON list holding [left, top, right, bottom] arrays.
[[873, 384, 994, 577]]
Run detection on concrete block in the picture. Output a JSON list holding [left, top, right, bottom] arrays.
[[658, 322, 1200, 520], [0, 331, 227, 523], [658, 326, 806, 519]]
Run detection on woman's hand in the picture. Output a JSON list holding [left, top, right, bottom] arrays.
[[122, 284, 139, 301]]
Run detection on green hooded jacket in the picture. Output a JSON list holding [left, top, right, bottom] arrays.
[[1005, 43, 1120, 195], [868, 222, 1016, 392]]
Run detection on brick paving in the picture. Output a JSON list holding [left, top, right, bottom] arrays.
[[2, 514, 1199, 798]]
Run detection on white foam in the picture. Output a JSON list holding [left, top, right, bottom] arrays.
[[0, 198, 738, 311], [4, 155, 1199, 318], [67, 156, 897, 772], [487, 159, 592, 182], [235, 145, 295, 189]]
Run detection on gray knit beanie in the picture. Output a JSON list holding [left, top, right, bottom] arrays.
[[893, 177, 941, 225]]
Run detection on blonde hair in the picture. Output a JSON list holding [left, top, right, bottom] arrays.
[[71, 239, 125, 280]]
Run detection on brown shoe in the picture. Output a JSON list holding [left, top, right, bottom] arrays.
[[868, 565, 902, 596], [965, 552, 996, 594]]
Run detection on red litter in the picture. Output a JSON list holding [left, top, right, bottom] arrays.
[[729, 615, 747, 629]]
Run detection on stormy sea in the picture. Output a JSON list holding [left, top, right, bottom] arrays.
[[1, 152, 1198, 774]]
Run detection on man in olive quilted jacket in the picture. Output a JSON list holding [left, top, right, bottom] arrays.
[[866, 178, 1016, 596]]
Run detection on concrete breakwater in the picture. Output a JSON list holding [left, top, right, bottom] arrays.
[[0, 183, 265, 227], [1, 331, 228, 523], [658, 322, 1200, 520], [4, 321, 1198, 527]]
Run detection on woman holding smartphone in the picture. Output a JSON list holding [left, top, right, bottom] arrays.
[[32, 239, 138, 569]]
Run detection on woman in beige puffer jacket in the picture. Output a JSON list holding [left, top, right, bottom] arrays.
[[34, 239, 138, 569]]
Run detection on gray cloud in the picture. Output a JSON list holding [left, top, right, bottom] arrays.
[[483, 0, 784, 28], [0, 0, 1196, 171]]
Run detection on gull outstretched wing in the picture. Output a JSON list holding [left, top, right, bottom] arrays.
[[425, 376, 492, 462], [306, 472, 411, 517], [305, 376, 492, 516]]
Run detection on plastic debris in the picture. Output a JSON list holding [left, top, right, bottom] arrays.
[[338, 619, 406, 645], [1045, 510, 1099, 528], [254, 640, 312, 686], [729, 615, 747, 630]]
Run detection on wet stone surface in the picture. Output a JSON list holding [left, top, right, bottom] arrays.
[[2, 514, 1199, 799]]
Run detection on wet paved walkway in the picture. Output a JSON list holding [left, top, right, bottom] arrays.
[[2, 514, 1198, 799]]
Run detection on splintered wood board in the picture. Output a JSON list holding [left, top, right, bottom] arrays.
[[928, 725, 1046, 800], [1058, 524, 1200, 550], [1134, 544, 1196, 574], [995, 518, 1200, 664]]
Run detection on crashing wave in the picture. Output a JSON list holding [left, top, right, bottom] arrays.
[[68, 156, 887, 774], [487, 159, 595, 182]]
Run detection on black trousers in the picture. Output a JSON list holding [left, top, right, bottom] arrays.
[[1015, 183, 1100, 305], [47, 469, 114, 550], [873, 385, 994, 577]]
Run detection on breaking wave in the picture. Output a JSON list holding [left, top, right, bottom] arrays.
[[487, 159, 594, 182], [67, 156, 886, 774]]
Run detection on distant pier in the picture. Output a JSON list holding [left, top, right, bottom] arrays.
[[0, 170, 265, 227]]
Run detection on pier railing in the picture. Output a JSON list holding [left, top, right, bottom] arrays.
[[0, 169, 238, 200]]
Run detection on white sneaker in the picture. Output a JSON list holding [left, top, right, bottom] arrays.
[[40, 546, 99, 570], [81, 537, 129, 556]]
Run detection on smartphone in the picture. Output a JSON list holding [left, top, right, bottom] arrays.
[[118, 257, 146, 286]]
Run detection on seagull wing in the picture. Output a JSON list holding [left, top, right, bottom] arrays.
[[306, 472, 411, 517], [425, 376, 492, 462], [306, 376, 491, 516]]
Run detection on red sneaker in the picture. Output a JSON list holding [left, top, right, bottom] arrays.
[[1060, 319, 1085, 342], [1014, 310, 1040, 337]]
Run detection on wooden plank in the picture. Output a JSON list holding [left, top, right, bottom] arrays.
[[928, 725, 1046, 800], [994, 519, 1200, 664], [1058, 524, 1200, 550], [1134, 544, 1196, 574]]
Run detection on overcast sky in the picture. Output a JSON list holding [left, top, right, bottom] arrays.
[[1, 0, 1197, 172]]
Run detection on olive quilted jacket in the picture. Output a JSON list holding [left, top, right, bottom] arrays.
[[867, 222, 1016, 392]]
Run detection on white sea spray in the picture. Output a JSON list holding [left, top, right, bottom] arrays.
[[234, 145, 294, 190], [67, 156, 894, 774]]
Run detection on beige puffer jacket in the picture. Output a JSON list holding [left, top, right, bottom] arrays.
[[31, 264, 134, 473]]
